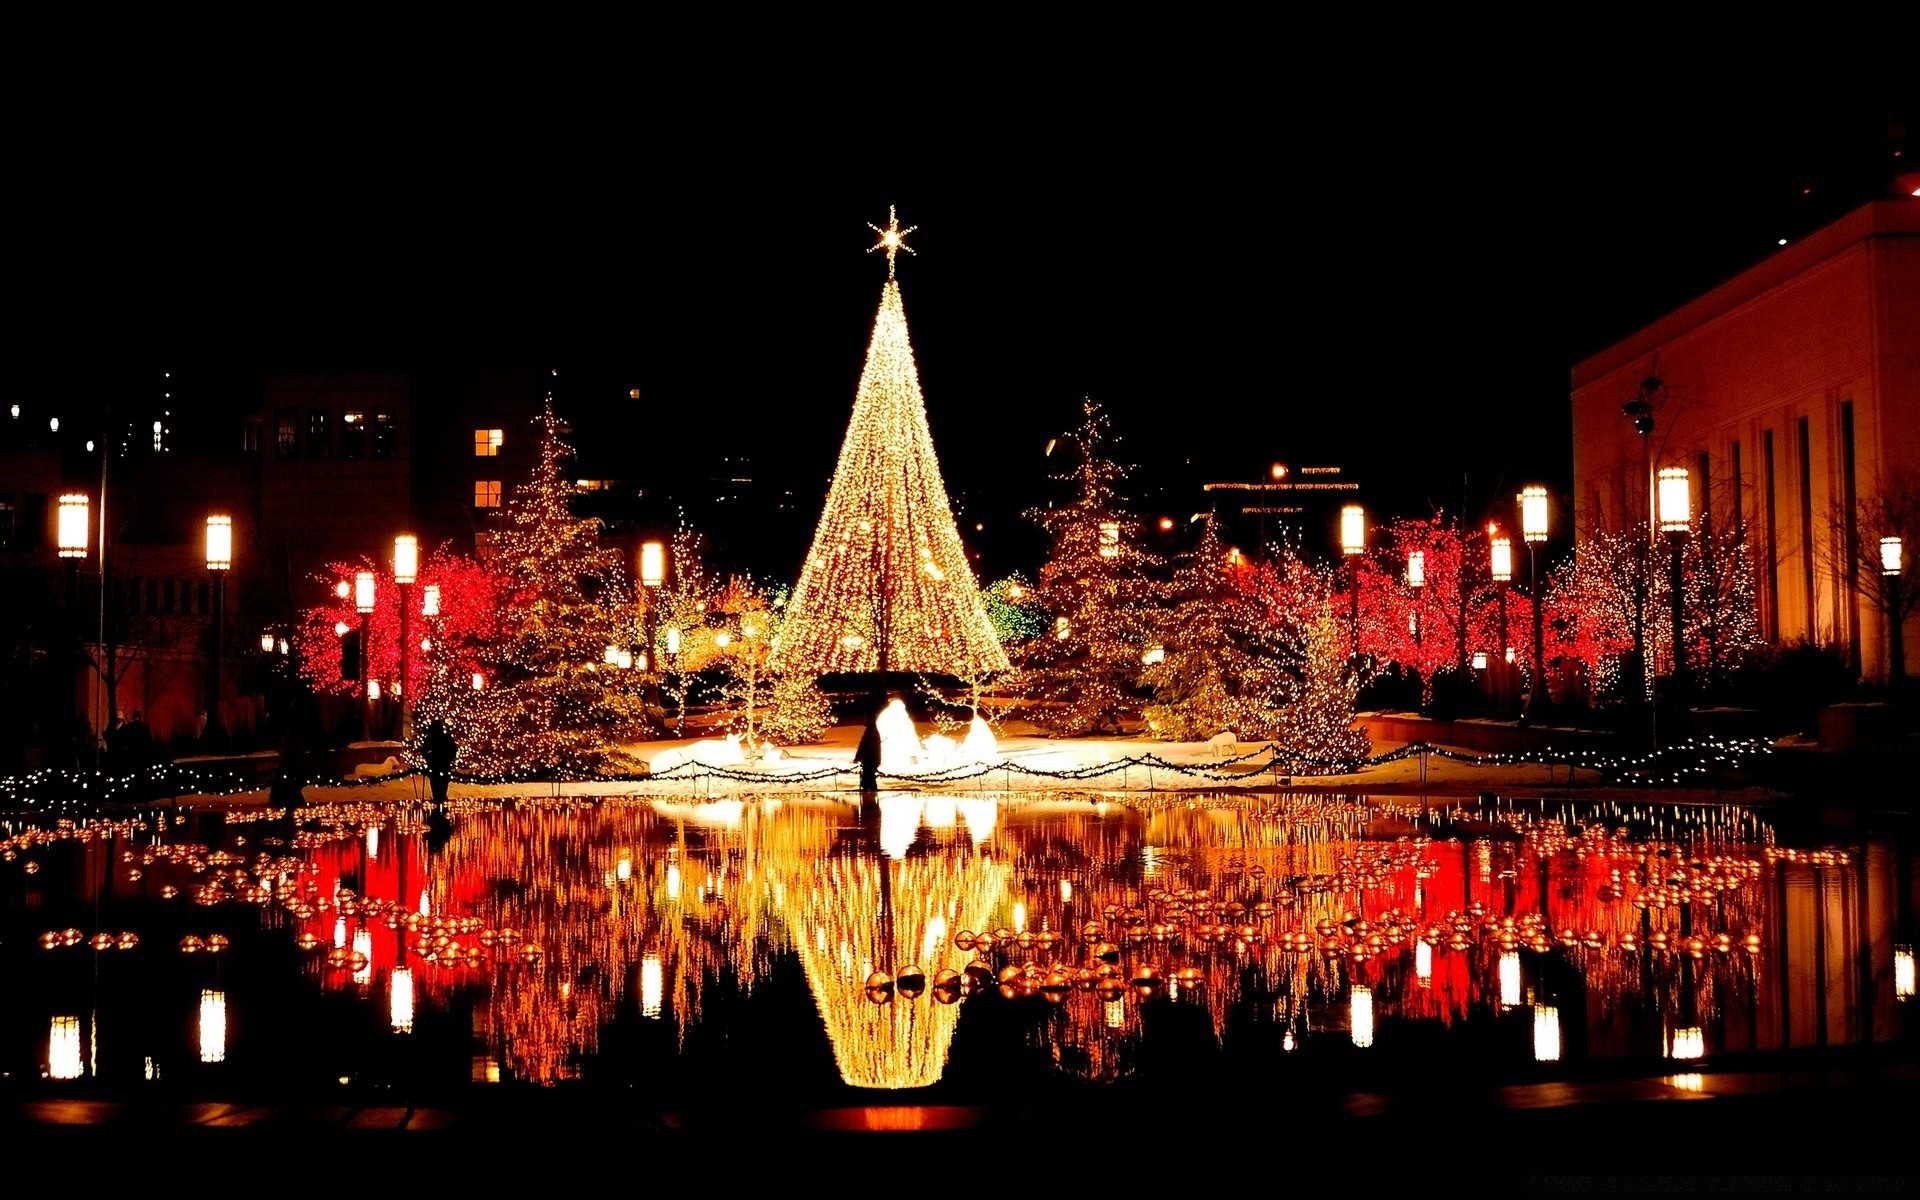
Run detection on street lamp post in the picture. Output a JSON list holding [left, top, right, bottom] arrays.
[[639, 539, 666, 666], [393, 536, 417, 742], [1340, 505, 1366, 660], [205, 516, 232, 748], [1521, 486, 1551, 722], [355, 570, 376, 741], [665, 625, 683, 734], [59, 495, 89, 755], [640, 540, 667, 722], [1491, 531, 1512, 715], [1883, 537, 1906, 688], [1658, 467, 1692, 708], [1408, 548, 1426, 651]]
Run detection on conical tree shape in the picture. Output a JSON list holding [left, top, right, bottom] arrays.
[[772, 272, 1008, 680]]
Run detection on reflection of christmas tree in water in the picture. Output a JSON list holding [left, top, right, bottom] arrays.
[[771, 209, 1008, 680], [268, 792, 1790, 1085], [773, 844, 1011, 1089]]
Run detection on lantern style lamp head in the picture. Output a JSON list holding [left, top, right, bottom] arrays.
[[1520, 486, 1549, 545], [422, 583, 441, 617], [1882, 536, 1903, 577], [1657, 467, 1691, 534], [205, 515, 232, 571], [1491, 536, 1512, 583], [57, 493, 89, 558], [354, 570, 376, 614], [640, 540, 667, 589], [1340, 505, 1365, 556], [393, 535, 418, 586], [1407, 549, 1426, 588]]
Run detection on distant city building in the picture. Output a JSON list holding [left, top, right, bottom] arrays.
[[1201, 463, 1365, 560]]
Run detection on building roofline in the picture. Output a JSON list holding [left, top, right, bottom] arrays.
[[1570, 198, 1920, 390]]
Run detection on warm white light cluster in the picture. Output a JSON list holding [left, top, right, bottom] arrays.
[[772, 262, 1008, 679]]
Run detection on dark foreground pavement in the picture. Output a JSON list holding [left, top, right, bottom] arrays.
[[7, 1047, 1916, 1190]]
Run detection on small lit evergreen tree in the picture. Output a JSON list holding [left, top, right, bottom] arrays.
[[1276, 610, 1371, 769], [440, 397, 658, 777], [1009, 397, 1161, 736], [1139, 514, 1291, 740]]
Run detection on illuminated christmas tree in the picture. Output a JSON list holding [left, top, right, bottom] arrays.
[[1275, 611, 1371, 769], [443, 397, 658, 776], [1139, 514, 1291, 741], [1009, 397, 1161, 736], [769, 208, 1008, 683]]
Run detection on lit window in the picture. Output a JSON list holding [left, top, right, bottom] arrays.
[[341, 411, 366, 459], [371, 413, 396, 458], [307, 411, 330, 458], [475, 429, 503, 457], [474, 481, 502, 508], [276, 414, 296, 458]]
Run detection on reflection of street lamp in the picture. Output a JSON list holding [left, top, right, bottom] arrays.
[[355, 570, 376, 740], [1340, 505, 1366, 659], [393, 535, 417, 740], [1521, 486, 1551, 722], [205, 515, 232, 746], [1883, 537, 1905, 688], [1658, 467, 1691, 702]]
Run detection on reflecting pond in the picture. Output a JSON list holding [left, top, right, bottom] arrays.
[[3, 789, 1915, 1112]]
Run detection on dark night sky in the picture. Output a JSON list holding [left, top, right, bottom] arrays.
[[16, 64, 1912, 580]]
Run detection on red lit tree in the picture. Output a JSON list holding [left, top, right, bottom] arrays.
[[295, 545, 502, 735]]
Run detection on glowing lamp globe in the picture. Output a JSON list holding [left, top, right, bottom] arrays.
[[1657, 467, 1691, 534], [1491, 536, 1512, 582], [393, 535, 418, 585], [57, 494, 89, 558], [1882, 537, 1903, 577], [1520, 486, 1549, 544], [1340, 505, 1365, 556], [205, 515, 233, 571], [354, 571, 376, 614], [1407, 549, 1425, 588]]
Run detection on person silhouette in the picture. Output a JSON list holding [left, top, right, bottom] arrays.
[[854, 693, 884, 791], [421, 719, 459, 804]]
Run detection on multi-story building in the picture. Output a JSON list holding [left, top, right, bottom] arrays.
[[0, 364, 677, 764], [1570, 189, 1918, 684]]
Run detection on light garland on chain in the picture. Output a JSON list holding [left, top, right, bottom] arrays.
[[0, 734, 1781, 821], [771, 210, 1008, 680]]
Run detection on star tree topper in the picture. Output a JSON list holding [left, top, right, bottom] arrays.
[[868, 205, 916, 278]]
